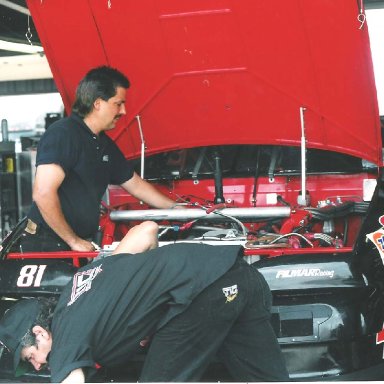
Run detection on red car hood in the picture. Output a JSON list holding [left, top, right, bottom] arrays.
[[27, 0, 382, 165]]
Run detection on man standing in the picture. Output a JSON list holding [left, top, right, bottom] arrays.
[[20, 66, 177, 253], [0, 243, 289, 382]]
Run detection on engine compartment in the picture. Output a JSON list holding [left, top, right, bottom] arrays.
[[102, 145, 377, 259]]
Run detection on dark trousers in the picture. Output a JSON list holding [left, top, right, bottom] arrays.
[[140, 258, 289, 382]]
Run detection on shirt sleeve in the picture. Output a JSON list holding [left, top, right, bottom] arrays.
[[49, 342, 96, 383], [36, 125, 79, 173]]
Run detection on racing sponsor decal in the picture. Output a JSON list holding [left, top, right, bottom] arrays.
[[366, 217, 384, 264], [222, 284, 238, 303], [67, 265, 103, 306], [276, 268, 334, 279]]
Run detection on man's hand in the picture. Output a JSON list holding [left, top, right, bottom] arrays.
[[67, 237, 96, 252]]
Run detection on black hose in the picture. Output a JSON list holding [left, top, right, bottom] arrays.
[[213, 148, 225, 204], [306, 201, 367, 220]]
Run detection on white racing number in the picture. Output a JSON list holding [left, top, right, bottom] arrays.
[[17, 265, 47, 287]]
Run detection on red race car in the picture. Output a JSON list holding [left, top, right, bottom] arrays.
[[1, 0, 383, 381]]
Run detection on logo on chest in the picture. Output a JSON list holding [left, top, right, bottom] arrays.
[[222, 284, 238, 303], [67, 265, 103, 306]]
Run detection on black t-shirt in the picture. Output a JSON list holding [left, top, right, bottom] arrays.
[[49, 243, 240, 382], [28, 113, 134, 238]]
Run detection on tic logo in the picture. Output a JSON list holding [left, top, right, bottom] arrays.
[[222, 284, 238, 303], [366, 215, 384, 265]]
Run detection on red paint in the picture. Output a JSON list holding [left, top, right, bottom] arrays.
[[26, 0, 381, 165], [376, 329, 384, 345]]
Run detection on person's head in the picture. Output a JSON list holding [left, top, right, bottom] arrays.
[[72, 66, 130, 130], [0, 297, 57, 375]]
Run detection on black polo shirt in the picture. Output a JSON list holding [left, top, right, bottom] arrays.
[[48, 243, 241, 382], [28, 113, 134, 238]]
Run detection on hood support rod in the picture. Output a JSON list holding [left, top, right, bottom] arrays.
[[298, 107, 308, 206], [136, 115, 146, 179]]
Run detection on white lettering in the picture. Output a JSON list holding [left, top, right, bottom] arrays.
[[276, 268, 334, 279]]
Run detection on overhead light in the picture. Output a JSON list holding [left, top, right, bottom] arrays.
[[0, 39, 44, 54]]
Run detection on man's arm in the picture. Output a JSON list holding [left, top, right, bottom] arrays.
[[121, 172, 177, 209], [61, 368, 85, 383], [33, 164, 95, 251]]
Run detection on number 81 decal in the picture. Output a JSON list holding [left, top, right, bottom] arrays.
[[17, 265, 47, 287]]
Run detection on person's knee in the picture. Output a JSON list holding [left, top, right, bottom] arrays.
[[139, 221, 158, 236], [137, 221, 158, 250]]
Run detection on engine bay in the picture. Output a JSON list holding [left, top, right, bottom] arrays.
[[102, 145, 377, 259]]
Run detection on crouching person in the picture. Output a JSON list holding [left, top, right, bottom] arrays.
[[0, 243, 289, 382]]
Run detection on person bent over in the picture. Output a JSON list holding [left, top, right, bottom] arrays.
[[0, 243, 289, 382]]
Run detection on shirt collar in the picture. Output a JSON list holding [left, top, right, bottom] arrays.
[[70, 113, 105, 140]]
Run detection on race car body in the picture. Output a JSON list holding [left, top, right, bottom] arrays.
[[0, 0, 383, 381]]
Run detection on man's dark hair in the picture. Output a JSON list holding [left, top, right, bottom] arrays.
[[72, 66, 130, 118], [20, 297, 57, 349]]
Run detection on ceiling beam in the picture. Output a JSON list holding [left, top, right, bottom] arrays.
[[0, 39, 43, 53], [0, 0, 30, 15]]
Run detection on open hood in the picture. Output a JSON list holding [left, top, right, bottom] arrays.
[[27, 0, 382, 165]]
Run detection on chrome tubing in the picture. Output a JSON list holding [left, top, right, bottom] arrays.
[[110, 207, 291, 222]]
